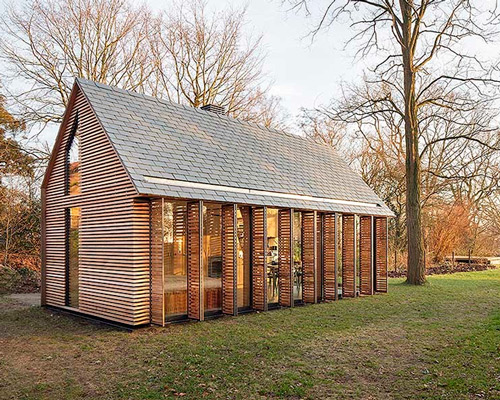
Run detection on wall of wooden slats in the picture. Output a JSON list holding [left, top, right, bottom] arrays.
[[278, 209, 293, 307], [187, 201, 203, 320], [342, 214, 356, 298], [323, 213, 337, 300], [359, 216, 374, 295], [252, 207, 267, 311], [302, 211, 317, 303], [43, 87, 151, 326], [150, 199, 164, 325], [374, 216, 388, 293], [222, 204, 237, 315]]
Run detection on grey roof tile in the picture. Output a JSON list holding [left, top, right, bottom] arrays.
[[77, 78, 393, 217]]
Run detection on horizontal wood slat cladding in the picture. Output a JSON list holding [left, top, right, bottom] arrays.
[[342, 214, 356, 298], [323, 213, 337, 301], [187, 201, 203, 320], [43, 87, 151, 326], [302, 211, 317, 303], [222, 204, 237, 316], [359, 216, 374, 295], [374, 217, 388, 293], [278, 209, 293, 307], [150, 199, 164, 325], [252, 207, 267, 311]]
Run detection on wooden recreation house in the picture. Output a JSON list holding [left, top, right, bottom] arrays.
[[41, 78, 393, 327]]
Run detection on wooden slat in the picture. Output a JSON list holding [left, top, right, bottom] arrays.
[[360, 216, 374, 295], [43, 87, 150, 325], [342, 214, 356, 298], [323, 213, 337, 301], [222, 204, 237, 316], [187, 201, 203, 320], [374, 216, 388, 293], [252, 206, 267, 311], [278, 209, 293, 307], [302, 211, 317, 303], [150, 199, 164, 325]]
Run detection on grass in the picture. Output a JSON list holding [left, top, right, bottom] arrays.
[[1, 270, 500, 399]]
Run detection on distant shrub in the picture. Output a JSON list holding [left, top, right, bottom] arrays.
[[388, 262, 495, 278], [0, 265, 40, 294]]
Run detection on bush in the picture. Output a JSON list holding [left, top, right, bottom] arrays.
[[0, 265, 40, 294], [388, 261, 495, 278]]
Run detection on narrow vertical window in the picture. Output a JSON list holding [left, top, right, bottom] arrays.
[[266, 208, 279, 306], [236, 206, 251, 310], [293, 211, 302, 302], [163, 201, 188, 321], [66, 207, 81, 308], [203, 203, 222, 316], [316, 213, 323, 302], [67, 125, 81, 195]]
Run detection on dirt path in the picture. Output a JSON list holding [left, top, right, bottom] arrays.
[[1, 292, 40, 312]]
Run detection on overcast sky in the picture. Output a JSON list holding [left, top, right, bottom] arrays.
[[2, 0, 497, 143], [146, 0, 368, 118]]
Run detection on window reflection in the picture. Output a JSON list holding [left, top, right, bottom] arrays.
[[293, 211, 302, 301], [203, 203, 222, 315], [237, 206, 251, 309], [163, 201, 188, 320], [317, 213, 323, 302], [67, 207, 80, 308], [68, 130, 81, 195], [267, 208, 279, 305]]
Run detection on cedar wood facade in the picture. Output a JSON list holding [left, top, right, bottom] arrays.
[[41, 79, 393, 327]]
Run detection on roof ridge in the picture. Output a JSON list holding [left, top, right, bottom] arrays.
[[75, 77, 332, 149]]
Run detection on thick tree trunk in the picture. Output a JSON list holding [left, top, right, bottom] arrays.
[[400, 0, 426, 285]]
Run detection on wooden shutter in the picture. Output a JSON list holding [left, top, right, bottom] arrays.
[[359, 216, 374, 295], [150, 198, 164, 325], [342, 214, 356, 298], [252, 207, 267, 311], [187, 201, 203, 320], [316, 213, 323, 302], [278, 209, 293, 307], [222, 204, 237, 316], [302, 211, 317, 303], [374, 216, 388, 293], [323, 213, 337, 301]]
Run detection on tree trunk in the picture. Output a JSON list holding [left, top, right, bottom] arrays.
[[400, 0, 426, 285]]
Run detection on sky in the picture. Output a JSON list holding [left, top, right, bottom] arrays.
[[2, 0, 497, 144], [0, 0, 367, 144], [146, 0, 366, 118]]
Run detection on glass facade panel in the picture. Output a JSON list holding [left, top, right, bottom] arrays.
[[67, 207, 80, 308], [163, 201, 188, 320], [267, 208, 279, 305], [68, 131, 81, 195], [293, 211, 302, 301], [237, 206, 252, 309], [203, 203, 222, 315]]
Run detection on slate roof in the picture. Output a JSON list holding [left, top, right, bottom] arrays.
[[76, 78, 393, 216]]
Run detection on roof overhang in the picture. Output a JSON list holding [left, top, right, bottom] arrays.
[[143, 175, 393, 216]]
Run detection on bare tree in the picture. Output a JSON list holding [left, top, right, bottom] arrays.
[[287, 0, 500, 284], [302, 77, 500, 269], [1, 0, 286, 129], [0, 0, 155, 125], [149, 0, 286, 128]]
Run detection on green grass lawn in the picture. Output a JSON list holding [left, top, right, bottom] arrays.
[[1, 270, 499, 400]]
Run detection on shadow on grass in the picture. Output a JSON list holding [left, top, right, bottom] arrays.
[[0, 305, 114, 340]]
